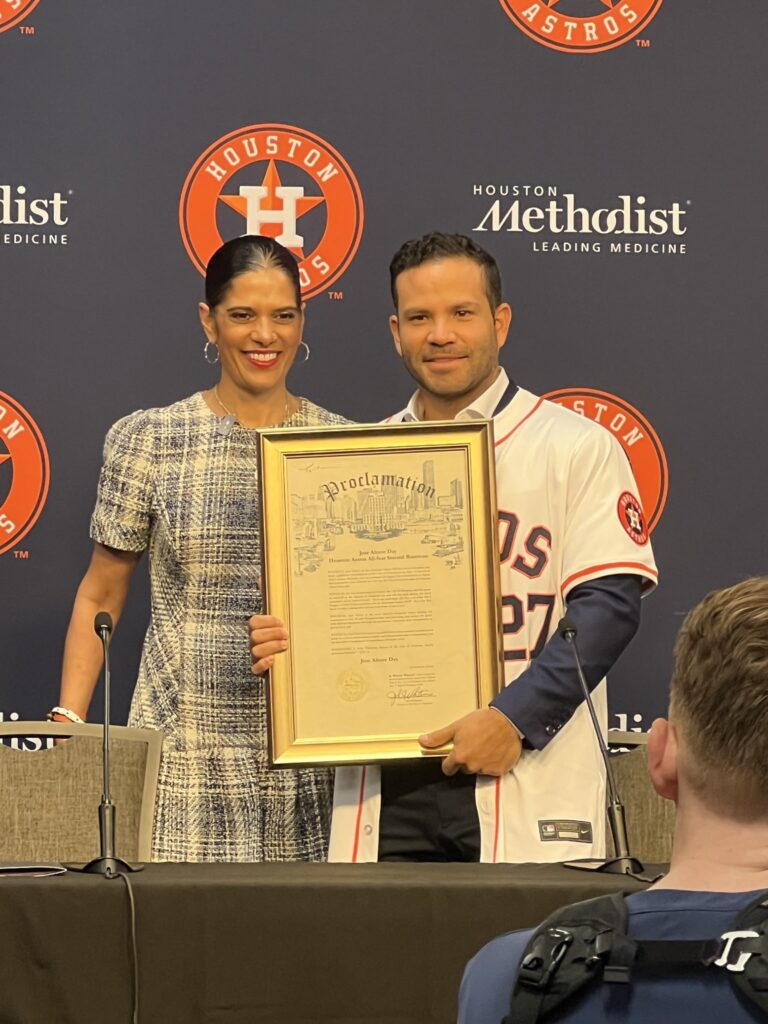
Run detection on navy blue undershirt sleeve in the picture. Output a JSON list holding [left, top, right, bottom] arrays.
[[490, 574, 642, 750]]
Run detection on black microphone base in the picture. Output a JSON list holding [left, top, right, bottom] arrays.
[[76, 856, 144, 877], [591, 855, 645, 875], [563, 855, 663, 883]]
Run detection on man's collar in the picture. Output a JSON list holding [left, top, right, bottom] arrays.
[[402, 368, 512, 422]]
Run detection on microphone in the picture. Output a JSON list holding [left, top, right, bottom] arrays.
[[73, 611, 142, 876], [558, 615, 645, 877], [94, 611, 113, 637]]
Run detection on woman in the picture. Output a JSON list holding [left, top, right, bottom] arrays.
[[55, 235, 347, 862]]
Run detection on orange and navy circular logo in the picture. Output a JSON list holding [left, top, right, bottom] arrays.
[[0, 391, 50, 555], [498, 0, 663, 54], [179, 124, 364, 300], [0, 0, 42, 34], [617, 491, 648, 545], [542, 387, 668, 532]]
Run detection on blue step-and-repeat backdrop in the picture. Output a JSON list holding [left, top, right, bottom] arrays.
[[2, 1, 766, 736]]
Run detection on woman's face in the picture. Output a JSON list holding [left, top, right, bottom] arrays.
[[199, 268, 304, 396]]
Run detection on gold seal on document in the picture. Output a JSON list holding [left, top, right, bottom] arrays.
[[336, 670, 369, 702]]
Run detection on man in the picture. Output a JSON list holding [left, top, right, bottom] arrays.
[[459, 576, 768, 1023], [251, 232, 657, 863]]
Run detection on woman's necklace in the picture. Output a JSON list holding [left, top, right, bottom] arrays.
[[213, 385, 292, 436]]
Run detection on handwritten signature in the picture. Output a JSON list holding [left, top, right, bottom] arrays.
[[387, 686, 437, 706]]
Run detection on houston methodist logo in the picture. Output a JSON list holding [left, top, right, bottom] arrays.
[[0, 183, 71, 247], [0, 391, 50, 555], [498, 0, 664, 53], [0, 0, 41, 33], [542, 387, 668, 532], [473, 182, 688, 257], [180, 124, 364, 300]]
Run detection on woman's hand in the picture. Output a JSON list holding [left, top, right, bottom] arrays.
[[248, 614, 289, 675]]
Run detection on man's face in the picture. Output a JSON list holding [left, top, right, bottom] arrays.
[[389, 256, 512, 418]]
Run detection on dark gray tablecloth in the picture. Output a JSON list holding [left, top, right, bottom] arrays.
[[0, 862, 652, 1024]]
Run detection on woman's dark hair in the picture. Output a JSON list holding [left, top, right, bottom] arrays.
[[204, 235, 302, 308]]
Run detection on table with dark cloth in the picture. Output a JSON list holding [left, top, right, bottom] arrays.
[[0, 862, 653, 1024]]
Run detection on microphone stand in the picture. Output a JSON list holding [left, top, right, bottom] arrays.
[[558, 616, 650, 881], [73, 612, 142, 877]]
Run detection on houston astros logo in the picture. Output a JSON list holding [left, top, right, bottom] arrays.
[[0, 0, 41, 33], [180, 124, 364, 300], [0, 391, 50, 555], [542, 387, 668, 532], [498, 0, 664, 53], [617, 491, 648, 545]]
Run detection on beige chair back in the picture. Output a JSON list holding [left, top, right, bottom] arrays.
[[0, 721, 162, 863], [607, 732, 675, 863]]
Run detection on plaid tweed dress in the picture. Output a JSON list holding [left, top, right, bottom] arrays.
[[90, 392, 348, 862]]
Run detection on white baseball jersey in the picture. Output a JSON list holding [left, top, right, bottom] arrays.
[[329, 373, 658, 863]]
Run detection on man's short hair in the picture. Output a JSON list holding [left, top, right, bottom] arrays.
[[389, 232, 503, 312], [670, 576, 768, 819]]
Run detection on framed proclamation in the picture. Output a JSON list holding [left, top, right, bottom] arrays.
[[258, 421, 504, 767]]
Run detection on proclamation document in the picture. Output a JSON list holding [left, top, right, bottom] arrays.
[[259, 422, 503, 766]]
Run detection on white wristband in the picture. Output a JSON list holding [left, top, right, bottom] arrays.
[[47, 706, 85, 724]]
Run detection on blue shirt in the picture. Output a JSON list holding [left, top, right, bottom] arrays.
[[458, 889, 767, 1023]]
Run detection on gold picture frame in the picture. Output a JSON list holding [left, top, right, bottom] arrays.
[[259, 420, 503, 767]]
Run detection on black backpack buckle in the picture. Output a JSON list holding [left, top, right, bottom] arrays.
[[519, 927, 574, 989]]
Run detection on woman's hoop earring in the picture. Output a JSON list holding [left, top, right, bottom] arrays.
[[298, 340, 311, 364], [204, 340, 220, 365]]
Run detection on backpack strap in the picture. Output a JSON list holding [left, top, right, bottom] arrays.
[[506, 888, 768, 1023], [716, 892, 768, 1010], [503, 892, 635, 1024]]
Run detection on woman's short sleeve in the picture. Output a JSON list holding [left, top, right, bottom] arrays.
[[90, 410, 155, 552]]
